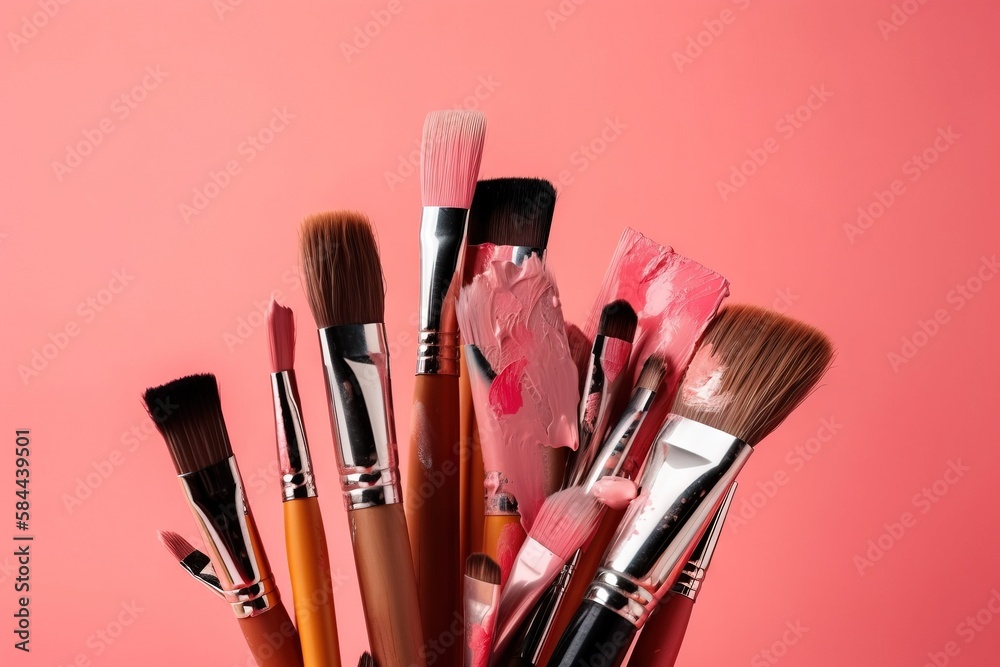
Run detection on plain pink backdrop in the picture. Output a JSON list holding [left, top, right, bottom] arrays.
[[3, 1, 999, 665]]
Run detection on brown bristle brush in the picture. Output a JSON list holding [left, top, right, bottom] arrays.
[[146, 374, 304, 667], [267, 299, 341, 667], [463, 553, 502, 667], [460, 177, 558, 582], [300, 211, 425, 667], [358, 653, 376, 667], [567, 299, 638, 487], [408, 110, 487, 667], [549, 305, 834, 667]]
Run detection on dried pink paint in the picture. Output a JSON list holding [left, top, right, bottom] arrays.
[[680, 343, 731, 412], [591, 476, 638, 510]]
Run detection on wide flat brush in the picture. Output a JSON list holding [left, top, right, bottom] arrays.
[[459, 177, 557, 579], [267, 299, 342, 667], [628, 484, 737, 666], [301, 212, 424, 667], [550, 305, 833, 667], [407, 110, 487, 667], [145, 374, 303, 667], [463, 553, 501, 667]]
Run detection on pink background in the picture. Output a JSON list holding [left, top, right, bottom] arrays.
[[2, 1, 999, 665]]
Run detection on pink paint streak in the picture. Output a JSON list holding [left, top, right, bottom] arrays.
[[680, 343, 731, 412], [468, 610, 496, 667], [458, 255, 580, 530], [582, 229, 729, 478], [496, 521, 526, 588], [601, 336, 632, 386], [591, 476, 638, 510]]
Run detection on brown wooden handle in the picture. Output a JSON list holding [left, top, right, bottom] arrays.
[[405, 373, 461, 667], [351, 503, 426, 667], [238, 603, 304, 667], [628, 593, 694, 666]]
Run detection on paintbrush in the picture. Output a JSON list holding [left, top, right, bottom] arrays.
[[491, 488, 602, 658], [506, 356, 665, 667], [407, 110, 487, 666], [457, 253, 580, 583], [267, 298, 342, 667], [460, 177, 558, 578], [565, 323, 592, 394], [463, 553, 501, 667], [628, 484, 737, 666], [358, 653, 376, 667], [145, 375, 303, 667], [549, 305, 834, 667], [300, 211, 424, 667], [567, 300, 638, 487]]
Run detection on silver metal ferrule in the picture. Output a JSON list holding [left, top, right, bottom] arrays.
[[417, 206, 469, 375], [585, 416, 753, 628], [576, 384, 656, 491], [463, 574, 500, 667], [179, 457, 279, 618], [318, 323, 402, 510], [672, 483, 738, 601], [271, 370, 317, 502]]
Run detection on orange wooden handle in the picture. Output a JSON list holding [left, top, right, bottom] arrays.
[[629, 593, 694, 666], [483, 514, 526, 588], [284, 497, 342, 667], [405, 373, 461, 667], [238, 603, 304, 667], [351, 504, 425, 667]]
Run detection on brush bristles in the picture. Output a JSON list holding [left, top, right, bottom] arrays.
[[598, 300, 638, 342], [467, 178, 556, 248], [358, 652, 376, 667], [531, 488, 603, 560], [267, 298, 296, 373], [636, 355, 667, 392], [157, 530, 196, 561], [300, 211, 385, 329], [466, 553, 501, 585], [672, 305, 833, 446], [420, 110, 487, 208], [142, 374, 232, 474]]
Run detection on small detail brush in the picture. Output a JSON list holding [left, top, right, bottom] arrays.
[[301, 211, 425, 667], [144, 374, 303, 667], [464, 553, 501, 667], [358, 653, 376, 667], [567, 300, 638, 487], [550, 305, 834, 667], [408, 110, 487, 667], [267, 298, 342, 667], [492, 488, 602, 657], [628, 484, 737, 666]]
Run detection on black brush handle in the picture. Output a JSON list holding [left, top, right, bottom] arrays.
[[548, 600, 637, 667]]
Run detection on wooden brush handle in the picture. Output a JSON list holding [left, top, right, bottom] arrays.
[[459, 351, 474, 571], [628, 594, 694, 667], [537, 508, 625, 666], [351, 503, 425, 667], [284, 497, 342, 667], [238, 603, 305, 667], [405, 373, 461, 667], [483, 514, 526, 587]]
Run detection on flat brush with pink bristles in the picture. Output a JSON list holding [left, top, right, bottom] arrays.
[[490, 487, 603, 659], [267, 298, 342, 667]]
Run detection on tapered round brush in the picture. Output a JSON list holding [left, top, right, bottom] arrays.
[[464, 553, 502, 667], [550, 305, 833, 667], [144, 374, 303, 667], [301, 211, 425, 667]]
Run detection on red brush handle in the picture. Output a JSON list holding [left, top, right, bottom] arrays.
[[628, 594, 694, 666]]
